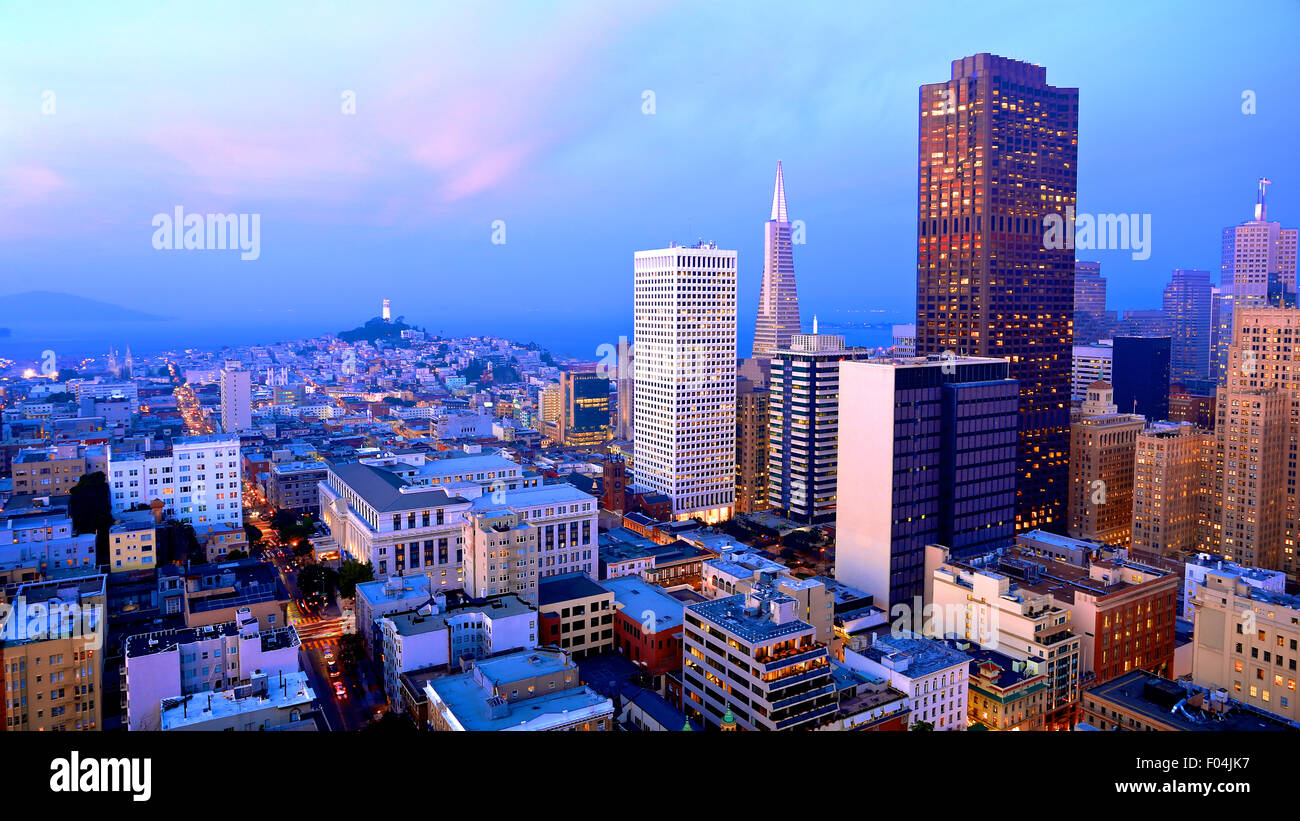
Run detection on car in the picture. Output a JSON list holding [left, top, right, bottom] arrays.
[[327, 661, 340, 678], [323, 650, 335, 662], [333, 681, 347, 699]]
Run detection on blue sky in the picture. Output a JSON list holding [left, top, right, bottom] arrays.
[[1, 0, 1297, 357]]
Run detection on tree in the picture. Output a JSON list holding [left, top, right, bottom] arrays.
[[362, 711, 417, 734], [244, 523, 263, 547], [225, 549, 248, 560], [68, 472, 114, 561], [910, 720, 935, 732], [298, 564, 338, 599], [336, 560, 375, 599]]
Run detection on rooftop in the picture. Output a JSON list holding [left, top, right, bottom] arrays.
[[859, 634, 970, 679], [687, 592, 812, 645], [160, 671, 316, 730], [600, 575, 685, 633], [330, 461, 469, 513], [1087, 671, 1300, 732], [538, 572, 610, 607]]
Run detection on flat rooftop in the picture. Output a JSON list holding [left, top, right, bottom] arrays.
[[160, 671, 316, 730], [686, 592, 813, 645], [600, 575, 685, 633], [1087, 671, 1300, 732], [538, 572, 609, 607]]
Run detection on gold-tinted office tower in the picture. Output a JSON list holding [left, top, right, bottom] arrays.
[[916, 53, 1078, 534]]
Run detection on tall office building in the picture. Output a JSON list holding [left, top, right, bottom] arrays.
[[1221, 179, 1297, 308], [558, 369, 611, 448], [537, 383, 562, 445], [916, 53, 1078, 534], [766, 325, 868, 524], [1067, 382, 1144, 546], [735, 377, 771, 514], [1214, 307, 1300, 575], [1131, 421, 1206, 559], [219, 367, 251, 434], [633, 241, 738, 524], [1074, 261, 1108, 344], [1211, 282, 1236, 385], [615, 338, 635, 441], [1111, 336, 1171, 419], [752, 161, 801, 359], [1071, 342, 1113, 400], [836, 355, 1019, 610], [1162, 268, 1213, 385]]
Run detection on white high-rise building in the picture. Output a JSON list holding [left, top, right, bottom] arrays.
[[633, 241, 738, 524], [219, 367, 252, 434], [108, 434, 244, 528]]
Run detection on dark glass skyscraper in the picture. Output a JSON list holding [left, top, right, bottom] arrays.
[[916, 53, 1078, 534], [1162, 268, 1213, 384], [1112, 336, 1171, 419]]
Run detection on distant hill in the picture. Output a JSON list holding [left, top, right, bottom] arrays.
[[0, 291, 168, 323], [339, 316, 415, 343]]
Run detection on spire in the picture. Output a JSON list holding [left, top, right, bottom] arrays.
[[1255, 177, 1272, 221], [770, 160, 787, 222], [813, 315, 818, 335]]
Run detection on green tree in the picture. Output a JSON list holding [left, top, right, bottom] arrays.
[[910, 720, 935, 731], [244, 523, 263, 547], [225, 549, 248, 560], [68, 471, 114, 561], [336, 560, 375, 598], [298, 564, 338, 599]]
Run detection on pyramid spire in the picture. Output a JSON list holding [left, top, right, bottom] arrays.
[[770, 161, 787, 222]]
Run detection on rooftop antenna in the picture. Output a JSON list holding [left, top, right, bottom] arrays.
[[1256, 178, 1272, 221]]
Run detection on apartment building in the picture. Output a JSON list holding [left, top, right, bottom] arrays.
[[846, 633, 969, 731], [123, 608, 300, 731], [925, 543, 1081, 728], [1189, 563, 1300, 722], [1, 574, 105, 731], [378, 592, 536, 709], [1067, 381, 1144, 546], [108, 433, 243, 529], [536, 572, 614, 660], [425, 648, 613, 731], [682, 573, 836, 730]]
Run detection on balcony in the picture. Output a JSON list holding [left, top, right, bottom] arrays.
[[755, 645, 824, 671]]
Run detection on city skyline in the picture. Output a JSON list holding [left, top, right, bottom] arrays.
[[2, 1, 1297, 350]]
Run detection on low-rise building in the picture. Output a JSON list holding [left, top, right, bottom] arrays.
[[425, 647, 613, 731], [378, 593, 536, 709], [537, 573, 614, 660], [682, 573, 836, 730], [845, 633, 969, 731]]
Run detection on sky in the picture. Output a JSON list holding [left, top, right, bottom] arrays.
[[1, 0, 1298, 359]]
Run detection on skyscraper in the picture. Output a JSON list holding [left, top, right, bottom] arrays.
[[614, 337, 634, 441], [219, 367, 251, 434], [734, 377, 770, 514], [1111, 336, 1171, 419], [1162, 268, 1213, 385], [766, 323, 868, 524], [1221, 179, 1297, 308], [633, 241, 738, 524], [1214, 307, 1300, 574], [752, 162, 800, 359], [558, 369, 611, 448], [835, 355, 1019, 610], [1067, 381, 1144, 547], [1131, 421, 1206, 559], [916, 53, 1078, 535], [1074, 261, 1108, 344]]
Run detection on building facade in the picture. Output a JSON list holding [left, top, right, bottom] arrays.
[[633, 241, 737, 524], [916, 53, 1078, 535]]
